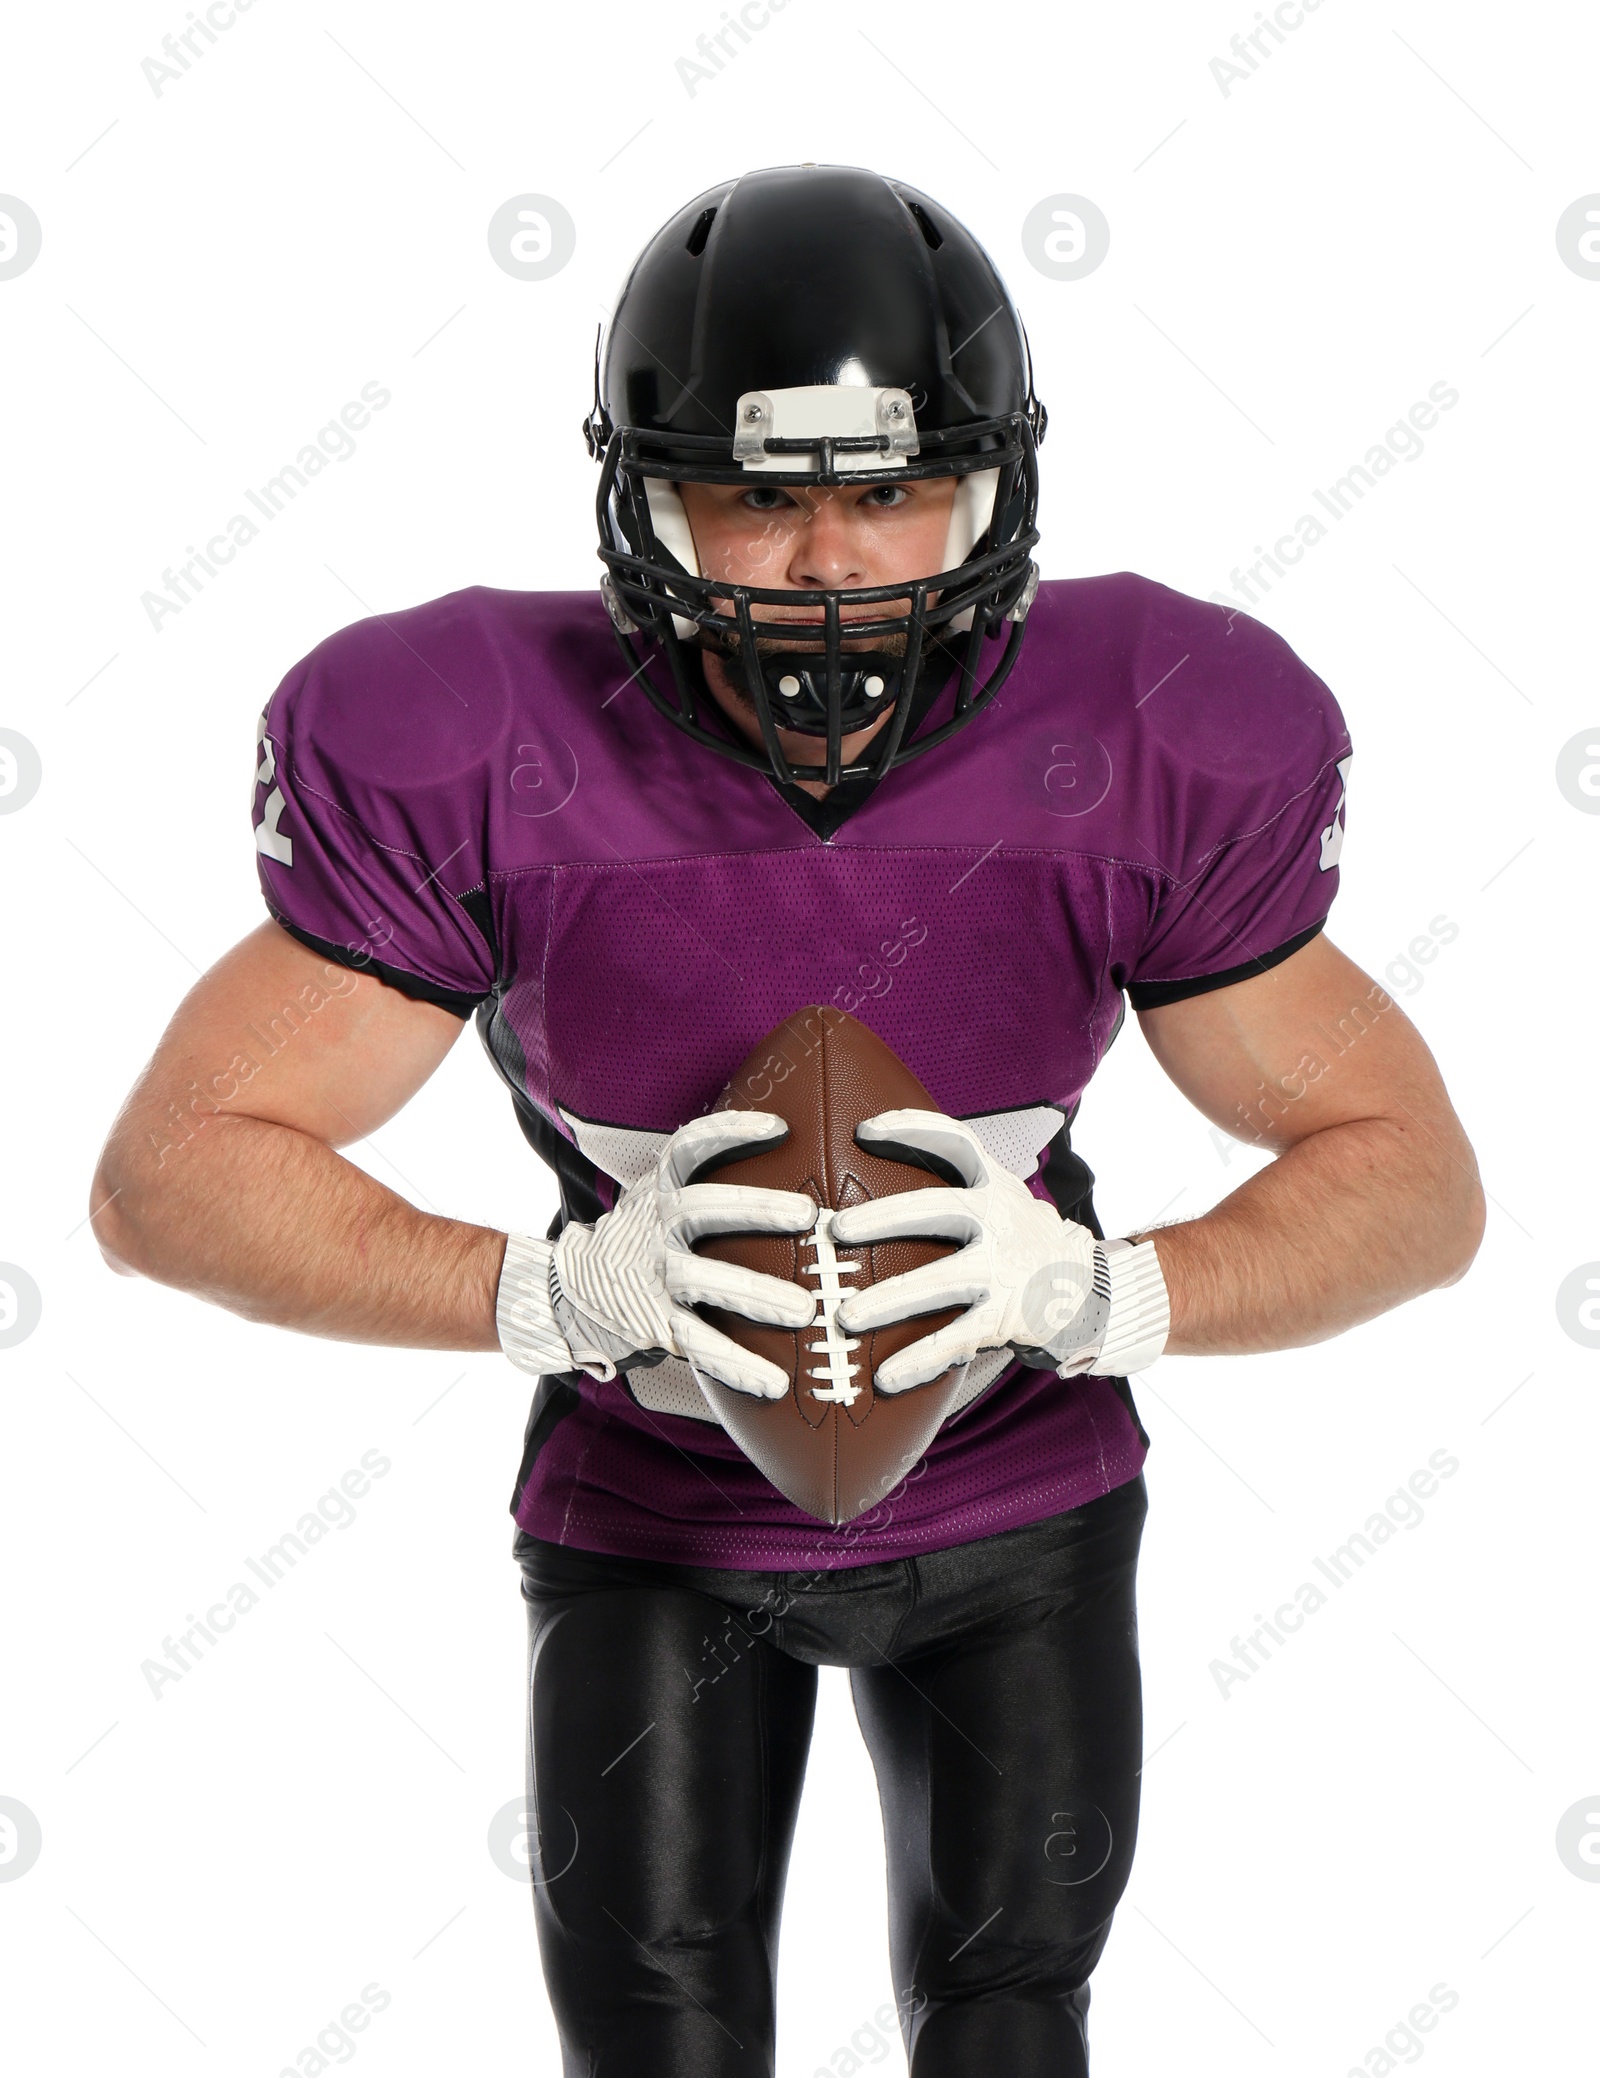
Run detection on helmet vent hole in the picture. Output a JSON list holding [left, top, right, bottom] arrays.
[[905, 200, 943, 250], [685, 207, 717, 257]]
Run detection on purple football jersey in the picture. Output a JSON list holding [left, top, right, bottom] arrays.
[[252, 574, 1351, 1569]]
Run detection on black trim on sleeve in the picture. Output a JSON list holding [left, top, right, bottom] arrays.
[[267, 911, 490, 1019], [1125, 918, 1326, 1011]]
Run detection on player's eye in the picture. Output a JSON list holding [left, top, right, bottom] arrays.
[[860, 483, 910, 509], [740, 487, 796, 511]]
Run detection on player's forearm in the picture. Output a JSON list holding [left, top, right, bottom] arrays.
[[92, 1111, 508, 1350], [1132, 1112, 1485, 1357]]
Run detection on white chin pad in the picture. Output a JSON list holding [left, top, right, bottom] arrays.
[[642, 464, 1001, 648]]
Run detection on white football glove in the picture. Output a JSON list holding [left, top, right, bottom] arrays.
[[496, 1110, 819, 1402], [829, 1109, 1170, 1394]]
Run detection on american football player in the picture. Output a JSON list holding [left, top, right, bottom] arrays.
[[90, 164, 1483, 2075]]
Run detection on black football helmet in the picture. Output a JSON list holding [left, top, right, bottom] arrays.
[[585, 162, 1047, 788]]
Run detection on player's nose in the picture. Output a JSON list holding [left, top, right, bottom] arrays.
[[784, 491, 867, 589]]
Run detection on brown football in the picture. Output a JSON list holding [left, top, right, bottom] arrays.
[[691, 1005, 965, 1526]]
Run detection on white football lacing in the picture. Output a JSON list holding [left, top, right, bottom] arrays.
[[799, 1208, 863, 1405]]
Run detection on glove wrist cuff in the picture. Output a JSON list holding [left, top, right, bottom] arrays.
[[1093, 1237, 1171, 1376], [495, 1232, 574, 1379]]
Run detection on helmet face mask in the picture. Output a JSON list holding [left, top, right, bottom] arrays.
[[586, 164, 1047, 790]]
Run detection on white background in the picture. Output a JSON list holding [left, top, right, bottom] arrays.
[[3, 1, 1597, 2072]]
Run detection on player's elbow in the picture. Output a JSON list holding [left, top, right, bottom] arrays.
[[1434, 1178, 1486, 1288], [88, 1138, 162, 1279], [1427, 1141, 1487, 1291]]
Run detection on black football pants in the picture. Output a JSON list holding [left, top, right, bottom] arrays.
[[513, 1471, 1147, 2077]]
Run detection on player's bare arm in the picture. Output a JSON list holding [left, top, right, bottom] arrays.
[[1129, 930, 1484, 1354], [831, 930, 1483, 1386], [88, 920, 508, 1349]]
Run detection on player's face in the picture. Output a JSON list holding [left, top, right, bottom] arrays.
[[676, 475, 960, 787], [676, 476, 959, 625]]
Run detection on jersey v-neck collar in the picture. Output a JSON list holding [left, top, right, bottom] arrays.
[[700, 646, 963, 844], [763, 764, 884, 841]]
